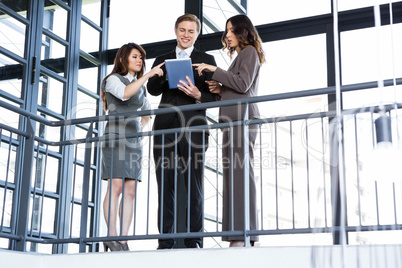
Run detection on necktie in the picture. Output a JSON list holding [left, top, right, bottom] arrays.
[[178, 50, 186, 59]]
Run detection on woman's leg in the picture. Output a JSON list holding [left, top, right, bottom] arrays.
[[103, 179, 123, 236], [119, 179, 136, 243]]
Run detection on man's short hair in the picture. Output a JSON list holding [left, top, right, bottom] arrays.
[[175, 14, 201, 33]]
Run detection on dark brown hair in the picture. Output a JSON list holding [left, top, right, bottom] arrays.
[[101, 42, 146, 112], [221, 14, 265, 65], [175, 13, 201, 33]]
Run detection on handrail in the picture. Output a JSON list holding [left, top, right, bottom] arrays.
[[2, 79, 402, 252], [1, 77, 401, 130]]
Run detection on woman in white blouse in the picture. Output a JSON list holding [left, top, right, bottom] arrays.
[[100, 43, 164, 251]]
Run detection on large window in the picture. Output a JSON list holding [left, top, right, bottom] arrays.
[[341, 23, 402, 109], [108, 0, 184, 47], [248, 0, 331, 25]]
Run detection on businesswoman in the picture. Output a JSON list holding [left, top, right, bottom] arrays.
[[189, 14, 265, 247], [101, 42, 164, 251]]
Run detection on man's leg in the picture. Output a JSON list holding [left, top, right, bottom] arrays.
[[183, 132, 208, 248], [154, 134, 176, 249]]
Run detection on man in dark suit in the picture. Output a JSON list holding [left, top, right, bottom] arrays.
[[147, 14, 219, 249]]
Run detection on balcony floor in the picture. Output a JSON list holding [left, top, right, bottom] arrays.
[[2, 244, 401, 268]]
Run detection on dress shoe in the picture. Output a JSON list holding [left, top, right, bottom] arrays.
[[157, 245, 174, 250], [103, 241, 123, 251], [187, 243, 201, 248]]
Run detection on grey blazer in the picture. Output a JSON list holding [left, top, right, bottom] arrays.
[[212, 46, 261, 123]]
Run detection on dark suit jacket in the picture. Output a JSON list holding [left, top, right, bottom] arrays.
[[147, 48, 218, 131]]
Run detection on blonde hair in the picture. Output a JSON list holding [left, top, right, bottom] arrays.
[[175, 13, 201, 33]]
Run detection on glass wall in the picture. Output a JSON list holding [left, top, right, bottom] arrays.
[[248, 0, 331, 25], [341, 23, 402, 109], [108, 0, 184, 47], [0, 0, 105, 253], [1, 0, 402, 253], [0, 0, 30, 251]]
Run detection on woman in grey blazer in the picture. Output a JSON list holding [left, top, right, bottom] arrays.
[[192, 14, 265, 247]]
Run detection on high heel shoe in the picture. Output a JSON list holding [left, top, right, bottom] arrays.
[[118, 241, 130, 251], [103, 241, 123, 251]]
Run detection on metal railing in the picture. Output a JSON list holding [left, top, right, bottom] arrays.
[[1, 79, 402, 253]]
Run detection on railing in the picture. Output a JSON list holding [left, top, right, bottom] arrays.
[[1, 79, 402, 253]]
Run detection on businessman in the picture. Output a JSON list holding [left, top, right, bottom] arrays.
[[147, 14, 219, 249]]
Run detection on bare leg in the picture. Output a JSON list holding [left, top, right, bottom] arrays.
[[103, 179, 123, 237], [118, 179, 136, 243]]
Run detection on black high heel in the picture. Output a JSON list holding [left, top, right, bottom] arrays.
[[118, 241, 130, 251], [103, 241, 123, 251]]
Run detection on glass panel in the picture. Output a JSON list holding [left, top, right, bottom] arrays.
[[78, 56, 99, 93], [41, 34, 66, 76], [261, 34, 328, 116], [36, 113, 61, 144], [0, 0, 29, 18], [45, 0, 70, 6], [43, 3, 68, 40], [80, 20, 100, 53], [341, 24, 402, 85], [44, 156, 59, 193], [338, 0, 391, 12], [0, 53, 23, 98], [82, 0, 101, 26], [248, 0, 331, 26], [108, 0, 184, 47], [72, 165, 94, 202], [343, 85, 402, 110], [0, 15, 26, 57], [73, 130, 95, 165], [0, 142, 17, 184], [32, 153, 60, 194], [203, 0, 240, 33], [73, 135, 97, 165], [41, 197, 56, 233], [38, 74, 64, 114], [73, 127, 89, 144], [76, 90, 97, 119], [28, 195, 56, 234], [0, 188, 14, 228], [70, 203, 80, 237], [0, 98, 20, 130]]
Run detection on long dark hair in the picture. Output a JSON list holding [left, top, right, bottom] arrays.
[[221, 14, 265, 65], [101, 42, 146, 112]]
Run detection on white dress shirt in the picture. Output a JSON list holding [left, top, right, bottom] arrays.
[[176, 46, 194, 59]]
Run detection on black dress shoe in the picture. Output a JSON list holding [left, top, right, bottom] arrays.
[[157, 245, 174, 250], [187, 242, 200, 248]]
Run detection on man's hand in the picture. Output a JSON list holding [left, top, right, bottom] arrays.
[[177, 76, 201, 101]]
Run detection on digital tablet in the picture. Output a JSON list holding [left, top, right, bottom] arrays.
[[165, 58, 195, 89]]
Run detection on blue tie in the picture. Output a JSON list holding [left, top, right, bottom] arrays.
[[178, 50, 186, 58]]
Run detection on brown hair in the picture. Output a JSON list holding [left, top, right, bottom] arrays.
[[101, 42, 146, 112], [221, 14, 265, 65], [175, 13, 201, 33]]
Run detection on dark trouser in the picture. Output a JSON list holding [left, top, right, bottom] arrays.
[[153, 123, 208, 249], [221, 124, 259, 242]]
